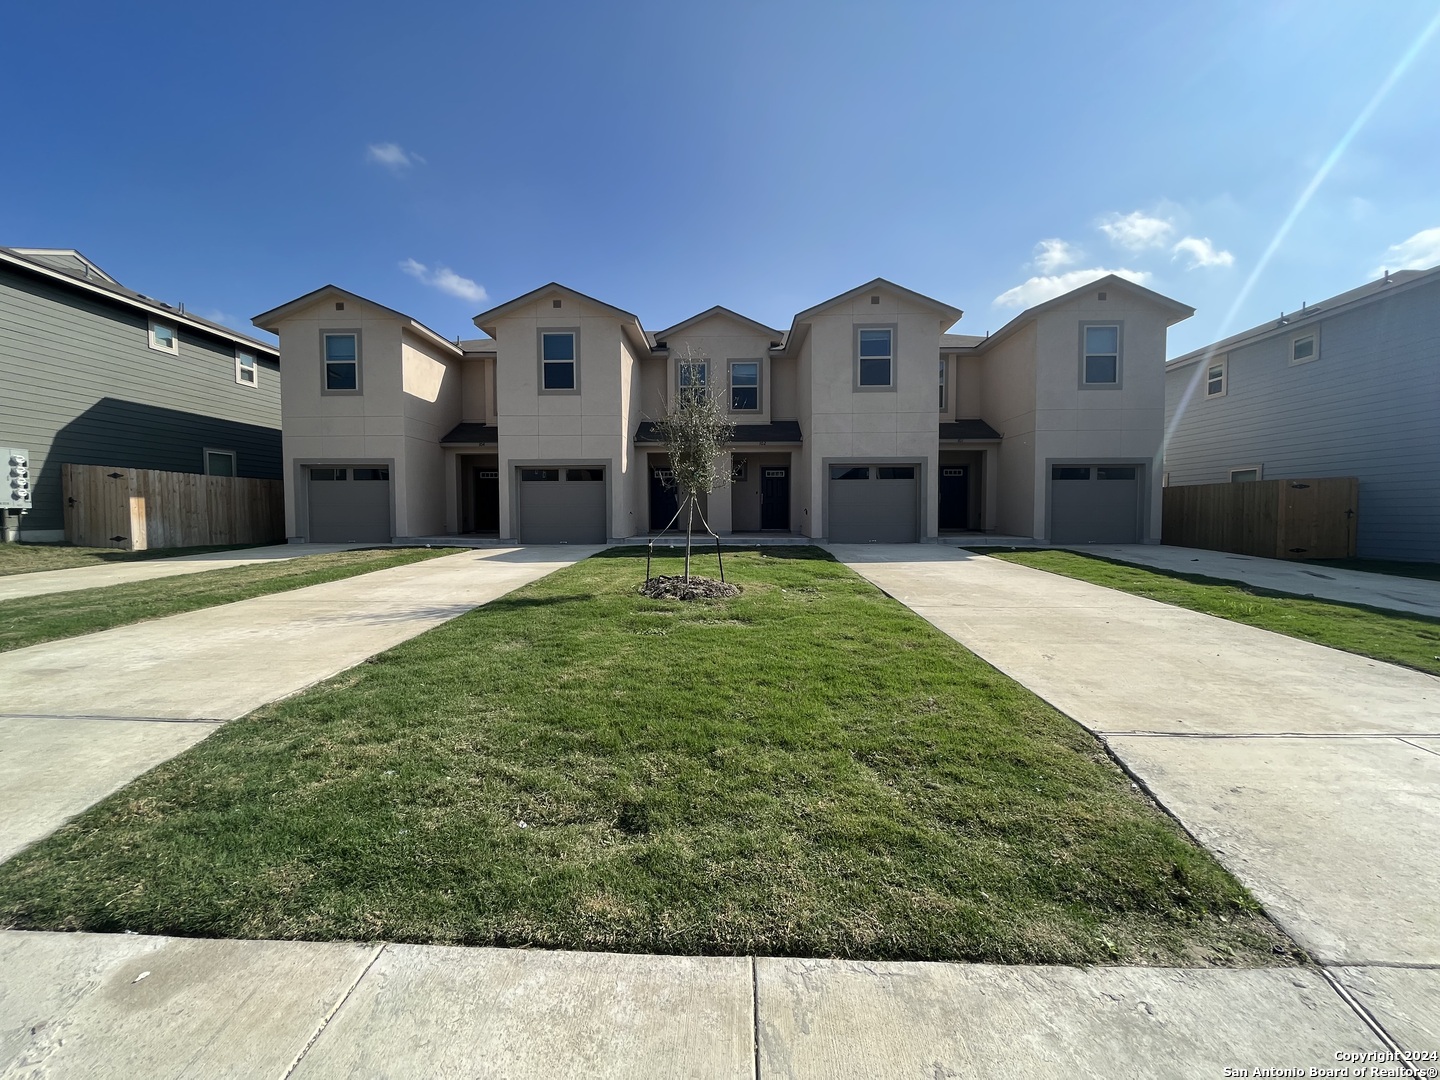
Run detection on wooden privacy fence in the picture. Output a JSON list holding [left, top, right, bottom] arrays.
[[1162, 477, 1358, 560], [62, 464, 284, 551]]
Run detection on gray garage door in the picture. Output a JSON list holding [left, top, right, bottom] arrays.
[[516, 466, 607, 544], [828, 464, 919, 543], [1050, 465, 1140, 544], [308, 466, 391, 543]]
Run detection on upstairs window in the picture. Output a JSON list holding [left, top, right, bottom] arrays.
[[939, 358, 947, 411], [149, 319, 178, 355], [540, 330, 578, 391], [1082, 324, 1120, 385], [323, 332, 360, 392], [678, 358, 708, 402], [1206, 358, 1226, 397], [730, 360, 760, 411], [857, 327, 894, 388], [236, 349, 257, 386], [1290, 333, 1317, 365]]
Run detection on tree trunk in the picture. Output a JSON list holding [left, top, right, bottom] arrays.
[[684, 496, 694, 583]]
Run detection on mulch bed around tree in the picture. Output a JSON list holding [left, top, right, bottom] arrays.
[[639, 574, 740, 601]]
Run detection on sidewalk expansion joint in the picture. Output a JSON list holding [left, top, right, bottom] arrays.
[[1318, 967, 1422, 1074], [281, 942, 386, 1080], [0, 712, 226, 725], [1400, 738, 1440, 758], [751, 955, 761, 1080], [1096, 730, 1439, 740]]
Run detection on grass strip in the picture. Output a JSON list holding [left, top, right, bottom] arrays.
[[0, 547, 462, 653], [0, 543, 262, 577], [979, 549, 1440, 676], [0, 547, 1295, 966]]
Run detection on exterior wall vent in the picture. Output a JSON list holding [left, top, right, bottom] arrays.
[[870, 295, 880, 304], [553, 299, 562, 308], [335, 302, 345, 311], [1098, 292, 1107, 301]]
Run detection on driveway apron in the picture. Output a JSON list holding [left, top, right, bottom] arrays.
[[0, 546, 596, 863], [834, 544, 1440, 1043]]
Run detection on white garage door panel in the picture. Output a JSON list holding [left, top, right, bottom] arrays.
[[517, 467, 607, 544], [828, 465, 919, 543], [308, 467, 391, 543], [1050, 465, 1140, 544]]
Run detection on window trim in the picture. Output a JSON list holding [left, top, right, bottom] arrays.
[[148, 319, 179, 355], [1229, 464, 1263, 483], [235, 348, 258, 387], [677, 356, 709, 403], [1079, 322, 1123, 388], [320, 329, 363, 395], [1206, 356, 1227, 398], [203, 448, 237, 477], [939, 356, 948, 412], [1289, 331, 1318, 366], [854, 324, 897, 392], [537, 327, 581, 395], [727, 358, 762, 413]]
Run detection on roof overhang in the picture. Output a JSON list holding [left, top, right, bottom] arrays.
[[251, 285, 461, 356], [472, 282, 652, 354], [654, 305, 783, 346], [775, 278, 962, 354], [975, 274, 1194, 355]]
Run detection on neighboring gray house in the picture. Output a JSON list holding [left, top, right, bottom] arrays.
[[1164, 263, 1440, 561], [0, 247, 282, 541]]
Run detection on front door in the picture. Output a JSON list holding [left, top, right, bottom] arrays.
[[760, 467, 790, 530], [939, 466, 968, 530], [472, 469, 499, 534], [650, 467, 678, 532]]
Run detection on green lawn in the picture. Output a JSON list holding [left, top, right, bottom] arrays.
[[978, 549, 1440, 676], [0, 542, 262, 576], [0, 548, 1295, 966], [0, 547, 461, 653]]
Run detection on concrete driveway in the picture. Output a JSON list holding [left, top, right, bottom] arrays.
[[834, 544, 1440, 1047], [0, 546, 596, 864], [0, 542, 369, 602], [1063, 543, 1440, 618]]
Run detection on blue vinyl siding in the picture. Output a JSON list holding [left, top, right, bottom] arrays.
[[1164, 277, 1440, 561], [0, 265, 282, 535]]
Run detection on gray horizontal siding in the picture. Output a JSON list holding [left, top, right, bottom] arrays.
[[0, 266, 281, 535], [1165, 279, 1440, 561]]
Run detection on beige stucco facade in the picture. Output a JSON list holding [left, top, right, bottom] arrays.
[[255, 275, 1191, 546]]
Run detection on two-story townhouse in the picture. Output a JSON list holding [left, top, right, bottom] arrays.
[[1164, 264, 1440, 562], [1, 247, 281, 542], [254, 274, 1191, 547]]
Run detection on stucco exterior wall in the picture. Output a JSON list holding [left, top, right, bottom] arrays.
[[975, 321, 1037, 536], [663, 313, 778, 425], [399, 330, 461, 538]]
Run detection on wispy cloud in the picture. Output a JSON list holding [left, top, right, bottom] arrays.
[[1033, 238, 1080, 273], [1373, 226, 1440, 275], [994, 268, 1151, 309], [1172, 236, 1234, 269], [1099, 211, 1175, 252], [400, 258, 487, 303], [197, 307, 240, 328], [367, 142, 425, 170]]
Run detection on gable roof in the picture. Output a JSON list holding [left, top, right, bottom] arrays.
[[1166, 265, 1438, 370], [653, 305, 783, 344], [789, 277, 963, 328], [472, 282, 642, 332], [1, 246, 279, 358], [251, 284, 461, 355], [967, 273, 1194, 354]]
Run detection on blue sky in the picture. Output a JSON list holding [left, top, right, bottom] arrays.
[[5, 1, 1439, 357]]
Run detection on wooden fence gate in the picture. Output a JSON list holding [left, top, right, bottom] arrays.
[[62, 464, 284, 550], [1161, 477, 1358, 560]]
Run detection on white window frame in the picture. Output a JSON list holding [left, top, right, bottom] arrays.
[[321, 330, 362, 394], [678, 357, 709, 403], [1289, 332, 1318, 366], [1206, 357, 1227, 398], [939, 357, 948, 411], [1080, 323, 1122, 387], [538, 329, 580, 394], [148, 319, 179, 355], [855, 325, 896, 391], [204, 448, 237, 477], [1229, 464, 1263, 483], [728, 359, 761, 413], [235, 349, 258, 387]]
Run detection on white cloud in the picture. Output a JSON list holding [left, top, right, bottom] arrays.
[[1373, 226, 1440, 275], [400, 258, 487, 303], [367, 142, 425, 170], [1099, 211, 1176, 252], [1033, 238, 1080, 273], [1172, 236, 1234, 269], [197, 307, 239, 328], [993, 268, 1152, 309]]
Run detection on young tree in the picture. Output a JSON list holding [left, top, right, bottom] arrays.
[[647, 346, 735, 585]]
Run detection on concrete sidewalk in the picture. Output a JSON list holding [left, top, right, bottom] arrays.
[[0, 543, 371, 602], [1060, 543, 1440, 618], [0, 546, 596, 863], [0, 931, 1403, 1078]]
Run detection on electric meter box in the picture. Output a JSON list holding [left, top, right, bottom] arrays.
[[2, 448, 32, 511]]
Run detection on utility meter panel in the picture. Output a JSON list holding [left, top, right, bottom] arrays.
[[2, 449, 31, 511]]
